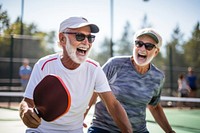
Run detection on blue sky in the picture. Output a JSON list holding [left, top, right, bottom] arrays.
[[1, 0, 200, 53]]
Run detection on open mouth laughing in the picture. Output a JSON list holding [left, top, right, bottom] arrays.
[[137, 52, 147, 60], [77, 47, 88, 56]]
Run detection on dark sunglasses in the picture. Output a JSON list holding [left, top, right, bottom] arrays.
[[135, 40, 156, 51], [63, 32, 95, 43]]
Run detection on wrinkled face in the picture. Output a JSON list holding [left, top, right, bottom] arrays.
[[63, 26, 94, 64], [133, 35, 159, 66]]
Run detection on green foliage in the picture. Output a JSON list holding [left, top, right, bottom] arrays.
[[0, 5, 10, 33], [164, 23, 200, 69], [140, 14, 152, 28], [0, 36, 10, 57], [89, 37, 111, 66], [183, 22, 200, 68], [162, 23, 200, 91], [152, 52, 165, 69], [115, 21, 133, 56], [0, 4, 55, 59], [165, 25, 186, 67]]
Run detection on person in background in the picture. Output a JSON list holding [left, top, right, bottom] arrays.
[[177, 73, 191, 108], [19, 17, 132, 133], [187, 67, 198, 108], [187, 67, 197, 98], [88, 28, 175, 133], [19, 58, 32, 91], [178, 73, 191, 97]]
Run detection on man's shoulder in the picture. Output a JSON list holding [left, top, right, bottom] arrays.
[[37, 53, 59, 64], [39, 53, 59, 60], [34, 54, 59, 70], [151, 64, 165, 78], [108, 56, 131, 65], [86, 58, 100, 67]]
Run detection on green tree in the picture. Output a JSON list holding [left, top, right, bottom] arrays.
[[165, 25, 185, 67], [152, 52, 165, 69], [90, 37, 111, 66], [46, 31, 56, 52], [0, 5, 56, 81], [140, 14, 152, 28], [115, 21, 133, 56], [164, 25, 185, 92], [1, 17, 54, 58], [1, 14, 55, 58], [0, 5, 10, 33], [183, 22, 200, 68]]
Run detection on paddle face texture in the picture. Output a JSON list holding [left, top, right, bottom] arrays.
[[33, 75, 71, 121]]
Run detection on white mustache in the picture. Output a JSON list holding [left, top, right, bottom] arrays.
[[77, 44, 89, 50], [138, 50, 147, 56]]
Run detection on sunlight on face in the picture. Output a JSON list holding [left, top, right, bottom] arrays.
[[65, 35, 90, 64], [133, 48, 155, 66], [133, 35, 158, 66]]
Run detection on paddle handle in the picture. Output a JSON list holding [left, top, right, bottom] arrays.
[[34, 108, 41, 118]]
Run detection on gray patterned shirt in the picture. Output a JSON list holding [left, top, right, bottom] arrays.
[[91, 56, 165, 133]]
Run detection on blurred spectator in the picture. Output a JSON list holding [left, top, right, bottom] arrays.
[[187, 67, 198, 108], [178, 73, 191, 97], [187, 67, 197, 98], [177, 73, 191, 108], [19, 58, 32, 91]]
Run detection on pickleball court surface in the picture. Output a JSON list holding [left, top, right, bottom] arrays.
[[0, 103, 200, 133]]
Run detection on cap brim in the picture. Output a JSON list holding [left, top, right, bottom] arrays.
[[68, 23, 99, 33], [140, 33, 159, 43]]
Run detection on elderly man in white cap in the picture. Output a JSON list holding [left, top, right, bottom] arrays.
[[19, 17, 132, 133], [88, 28, 176, 133]]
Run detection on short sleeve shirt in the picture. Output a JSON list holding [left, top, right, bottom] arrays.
[[92, 56, 165, 133], [24, 53, 111, 131]]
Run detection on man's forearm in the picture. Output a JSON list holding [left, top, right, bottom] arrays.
[[148, 104, 175, 133]]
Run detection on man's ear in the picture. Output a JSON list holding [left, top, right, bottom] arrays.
[[59, 33, 66, 45], [154, 48, 160, 57]]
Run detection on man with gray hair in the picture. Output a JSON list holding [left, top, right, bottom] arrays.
[[88, 28, 175, 133], [19, 17, 132, 133]]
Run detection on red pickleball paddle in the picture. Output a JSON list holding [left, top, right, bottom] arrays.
[[33, 74, 71, 122]]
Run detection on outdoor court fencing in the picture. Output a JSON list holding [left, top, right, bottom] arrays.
[[1, 34, 200, 95], [0, 34, 52, 87]]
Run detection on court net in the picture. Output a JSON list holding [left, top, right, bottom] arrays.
[[160, 96, 200, 108], [147, 96, 200, 133]]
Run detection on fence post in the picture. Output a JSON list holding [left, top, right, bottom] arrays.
[[8, 35, 14, 108], [169, 45, 173, 96]]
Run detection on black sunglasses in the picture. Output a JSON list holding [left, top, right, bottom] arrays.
[[63, 32, 95, 43], [135, 40, 156, 51]]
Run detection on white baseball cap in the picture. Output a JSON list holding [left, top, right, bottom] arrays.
[[134, 28, 162, 48], [59, 17, 99, 33]]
